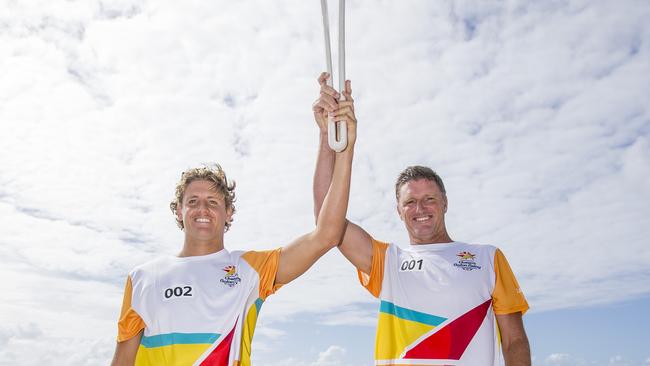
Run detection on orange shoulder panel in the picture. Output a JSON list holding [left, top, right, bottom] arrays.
[[357, 239, 389, 298], [492, 249, 529, 315], [117, 276, 145, 342], [242, 248, 283, 300]]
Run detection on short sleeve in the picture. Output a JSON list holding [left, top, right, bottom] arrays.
[[242, 248, 283, 300], [492, 249, 529, 315], [357, 239, 389, 298], [117, 275, 145, 342]]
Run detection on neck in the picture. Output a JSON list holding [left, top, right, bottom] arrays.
[[410, 231, 453, 245], [178, 236, 225, 257]]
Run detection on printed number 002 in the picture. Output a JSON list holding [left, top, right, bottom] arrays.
[[401, 259, 423, 271], [164, 286, 192, 298]]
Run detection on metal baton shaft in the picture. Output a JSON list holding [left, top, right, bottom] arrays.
[[320, 0, 347, 152]]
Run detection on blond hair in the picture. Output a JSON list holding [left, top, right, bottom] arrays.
[[170, 164, 236, 231]]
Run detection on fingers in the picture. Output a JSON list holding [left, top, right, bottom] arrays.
[[338, 100, 354, 111], [317, 72, 329, 86], [321, 85, 340, 101], [331, 105, 356, 124], [315, 73, 355, 116], [312, 99, 325, 113], [317, 73, 339, 96], [317, 72, 342, 97], [312, 97, 337, 114], [342, 80, 353, 102]]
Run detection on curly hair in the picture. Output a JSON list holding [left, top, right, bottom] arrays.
[[395, 166, 446, 201], [170, 164, 236, 231]]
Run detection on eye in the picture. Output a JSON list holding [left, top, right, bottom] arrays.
[[187, 199, 197, 205], [209, 200, 219, 206]]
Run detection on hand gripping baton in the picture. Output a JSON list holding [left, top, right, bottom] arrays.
[[320, 0, 347, 152]]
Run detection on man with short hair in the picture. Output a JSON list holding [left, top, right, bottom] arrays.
[[311, 74, 531, 365], [111, 76, 358, 365]]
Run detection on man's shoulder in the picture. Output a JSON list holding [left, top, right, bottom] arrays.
[[129, 256, 174, 277], [237, 248, 282, 263], [453, 241, 498, 251]]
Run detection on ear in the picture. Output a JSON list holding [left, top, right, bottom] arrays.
[[443, 196, 448, 213], [396, 204, 405, 221], [176, 203, 184, 223], [226, 206, 234, 224]]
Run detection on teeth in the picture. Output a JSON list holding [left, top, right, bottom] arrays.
[[195, 218, 210, 223], [415, 217, 430, 222]]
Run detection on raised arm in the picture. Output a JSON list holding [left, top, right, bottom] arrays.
[[274, 74, 358, 285], [311, 72, 374, 275]]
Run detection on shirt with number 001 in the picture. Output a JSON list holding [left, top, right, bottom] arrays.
[[360, 240, 528, 366]]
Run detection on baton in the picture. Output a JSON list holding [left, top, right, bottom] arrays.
[[320, 0, 347, 152]]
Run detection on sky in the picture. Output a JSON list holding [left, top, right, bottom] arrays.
[[0, 0, 649, 365]]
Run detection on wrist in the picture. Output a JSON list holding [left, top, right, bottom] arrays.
[[336, 144, 355, 157]]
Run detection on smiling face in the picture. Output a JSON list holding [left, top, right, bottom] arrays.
[[397, 178, 450, 245], [177, 180, 233, 244]]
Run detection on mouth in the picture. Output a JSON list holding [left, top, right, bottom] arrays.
[[413, 215, 432, 223], [194, 217, 211, 223]]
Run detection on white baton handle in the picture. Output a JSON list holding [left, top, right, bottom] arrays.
[[321, 0, 347, 152]]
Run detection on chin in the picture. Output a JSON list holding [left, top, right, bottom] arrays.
[[411, 232, 434, 242]]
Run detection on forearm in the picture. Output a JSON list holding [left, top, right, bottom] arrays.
[[315, 146, 353, 244], [111, 333, 141, 366], [313, 130, 336, 221], [503, 337, 531, 366]]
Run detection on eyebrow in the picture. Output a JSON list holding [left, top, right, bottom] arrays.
[[186, 194, 222, 200]]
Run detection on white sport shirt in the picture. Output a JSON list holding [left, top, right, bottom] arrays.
[[360, 240, 529, 365], [117, 248, 281, 366]]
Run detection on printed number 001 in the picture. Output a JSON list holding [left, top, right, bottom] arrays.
[[401, 259, 423, 271]]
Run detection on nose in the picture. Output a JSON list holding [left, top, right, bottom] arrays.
[[415, 200, 424, 213], [197, 199, 210, 212]]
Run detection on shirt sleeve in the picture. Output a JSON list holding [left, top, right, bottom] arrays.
[[242, 248, 283, 300], [117, 275, 145, 342], [492, 249, 529, 315], [357, 239, 389, 298]]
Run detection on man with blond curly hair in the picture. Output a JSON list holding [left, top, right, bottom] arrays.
[[111, 74, 358, 365]]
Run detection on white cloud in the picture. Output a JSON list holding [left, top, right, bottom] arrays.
[[0, 323, 42, 346], [317, 307, 377, 327], [0, 0, 649, 363], [538, 353, 648, 366], [608, 355, 634, 366], [544, 353, 584, 366], [312, 345, 346, 366]]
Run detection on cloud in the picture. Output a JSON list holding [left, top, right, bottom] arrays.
[[0, 0, 649, 364], [608, 355, 635, 366], [0, 323, 42, 346], [543, 353, 585, 366], [312, 345, 346, 366], [539, 353, 648, 366]]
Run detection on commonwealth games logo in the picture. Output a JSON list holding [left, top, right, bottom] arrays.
[[220, 265, 242, 287], [453, 251, 482, 271]]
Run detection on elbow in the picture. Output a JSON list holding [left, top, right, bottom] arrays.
[[313, 209, 320, 226], [314, 225, 343, 250], [502, 336, 531, 365]]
